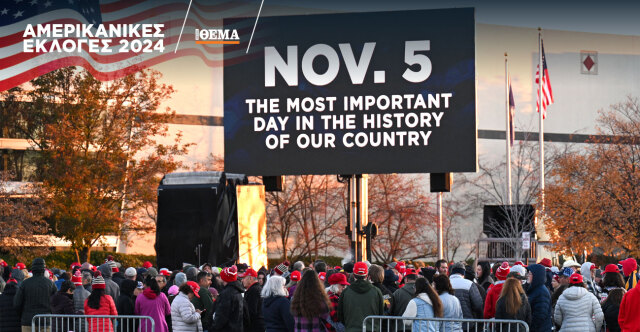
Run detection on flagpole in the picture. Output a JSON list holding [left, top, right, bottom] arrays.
[[538, 29, 545, 214], [505, 52, 512, 205]]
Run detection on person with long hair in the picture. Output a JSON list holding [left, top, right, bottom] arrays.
[[601, 288, 624, 332], [599, 264, 625, 303], [262, 275, 295, 332], [432, 275, 463, 332], [475, 262, 494, 291], [495, 278, 531, 330], [402, 278, 443, 332], [136, 275, 171, 332], [554, 273, 603, 331], [290, 270, 333, 331], [84, 272, 118, 332], [171, 282, 203, 332]]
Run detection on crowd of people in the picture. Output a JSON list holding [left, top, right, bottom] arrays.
[[0, 255, 639, 332]]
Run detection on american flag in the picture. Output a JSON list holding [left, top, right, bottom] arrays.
[[535, 40, 554, 119], [508, 75, 515, 146], [0, 0, 258, 91]]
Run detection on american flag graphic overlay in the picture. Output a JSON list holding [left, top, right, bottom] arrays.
[[535, 40, 554, 119], [0, 0, 260, 91]]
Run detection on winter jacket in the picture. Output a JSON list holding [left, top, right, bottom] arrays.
[[337, 278, 384, 332], [439, 292, 463, 332], [191, 285, 214, 328], [84, 295, 118, 332], [51, 292, 76, 332], [136, 289, 171, 332], [483, 280, 504, 318], [495, 293, 531, 331], [402, 293, 438, 332], [390, 282, 415, 316], [98, 264, 121, 301], [449, 274, 483, 319], [602, 299, 621, 332], [581, 263, 601, 298], [13, 271, 57, 326], [624, 271, 639, 292], [171, 292, 202, 332], [116, 293, 136, 316], [73, 286, 91, 314], [618, 284, 640, 332], [526, 264, 552, 332], [210, 280, 245, 332], [262, 296, 294, 332], [372, 282, 392, 315], [244, 282, 265, 332], [477, 276, 494, 292], [0, 283, 21, 332], [554, 286, 603, 332]]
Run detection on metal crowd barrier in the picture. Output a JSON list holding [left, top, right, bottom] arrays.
[[32, 314, 155, 332], [363, 315, 529, 332]]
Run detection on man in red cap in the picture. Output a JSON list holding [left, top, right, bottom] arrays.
[[240, 268, 264, 332], [338, 262, 383, 332], [620, 258, 639, 291], [210, 266, 245, 332]]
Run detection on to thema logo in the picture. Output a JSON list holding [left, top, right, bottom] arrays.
[[195, 28, 239, 44]]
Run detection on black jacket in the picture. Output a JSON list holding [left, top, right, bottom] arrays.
[[50, 292, 75, 332], [602, 300, 621, 332], [13, 271, 57, 326], [262, 296, 294, 332], [210, 281, 245, 332], [495, 293, 532, 330], [0, 283, 21, 332], [244, 282, 264, 332], [116, 294, 136, 316]]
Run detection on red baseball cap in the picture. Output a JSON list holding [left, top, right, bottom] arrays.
[[354, 262, 368, 276], [328, 273, 350, 286], [569, 273, 583, 284], [319, 272, 326, 281], [604, 264, 620, 274], [239, 268, 258, 278], [405, 268, 417, 275], [143, 261, 153, 269], [186, 281, 201, 298], [395, 261, 406, 274], [159, 268, 171, 277], [538, 258, 552, 268], [290, 270, 301, 282], [15, 263, 26, 270], [590, 265, 597, 270]]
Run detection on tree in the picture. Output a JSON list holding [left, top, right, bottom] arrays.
[[460, 132, 548, 261], [3, 67, 190, 262], [0, 172, 50, 261], [266, 175, 348, 262], [545, 97, 640, 256], [368, 173, 436, 262]]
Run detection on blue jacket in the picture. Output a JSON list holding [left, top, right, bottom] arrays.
[[526, 264, 552, 332], [262, 296, 294, 332]]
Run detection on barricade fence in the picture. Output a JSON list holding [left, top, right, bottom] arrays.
[[362, 315, 529, 332], [32, 314, 155, 332]]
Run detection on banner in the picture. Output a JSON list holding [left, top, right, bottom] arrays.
[[224, 8, 477, 176]]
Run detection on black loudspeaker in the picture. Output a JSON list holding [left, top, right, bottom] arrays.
[[263, 176, 283, 191], [430, 173, 451, 192], [156, 172, 239, 270]]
